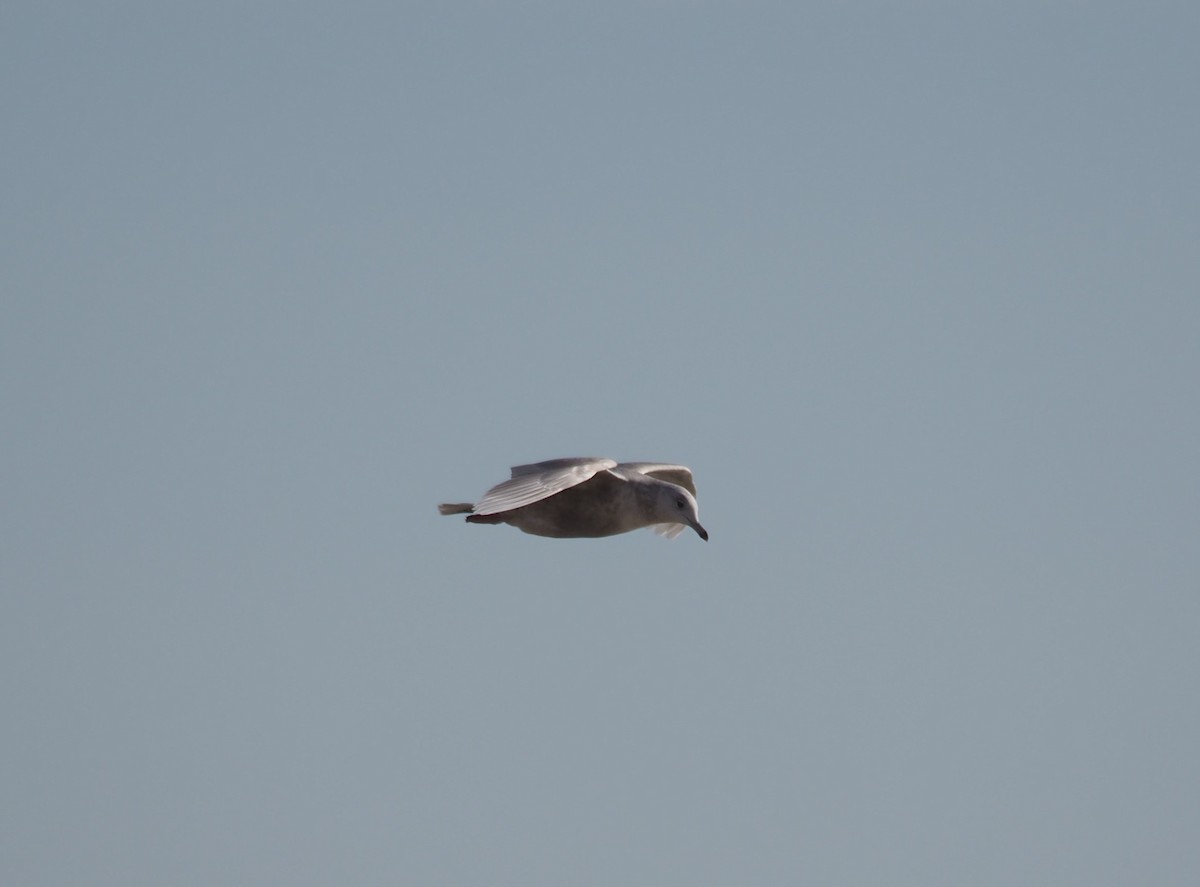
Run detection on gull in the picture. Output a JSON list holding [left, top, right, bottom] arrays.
[[439, 457, 708, 541]]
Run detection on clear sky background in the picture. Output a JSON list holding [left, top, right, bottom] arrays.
[[4, 3, 1198, 885]]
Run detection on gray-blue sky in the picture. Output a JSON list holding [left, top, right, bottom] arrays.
[[3, 3, 1198, 885]]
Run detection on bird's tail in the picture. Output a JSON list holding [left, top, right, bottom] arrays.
[[438, 502, 475, 516]]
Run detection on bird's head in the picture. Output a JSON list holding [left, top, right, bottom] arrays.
[[653, 483, 708, 541]]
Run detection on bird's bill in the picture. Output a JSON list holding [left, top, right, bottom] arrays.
[[691, 521, 709, 541]]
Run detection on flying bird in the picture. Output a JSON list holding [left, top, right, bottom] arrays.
[[439, 457, 708, 541]]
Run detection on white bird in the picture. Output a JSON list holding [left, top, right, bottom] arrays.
[[439, 457, 708, 541]]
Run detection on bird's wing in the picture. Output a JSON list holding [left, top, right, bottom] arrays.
[[615, 462, 698, 497], [652, 522, 688, 540], [509, 457, 617, 479], [473, 457, 619, 515]]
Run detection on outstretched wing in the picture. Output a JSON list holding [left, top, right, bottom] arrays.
[[616, 462, 698, 497], [474, 457, 619, 516], [652, 522, 688, 540], [509, 457, 616, 479]]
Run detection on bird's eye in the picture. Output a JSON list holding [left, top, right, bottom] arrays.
[[676, 498, 685, 509]]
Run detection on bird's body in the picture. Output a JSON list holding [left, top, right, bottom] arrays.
[[439, 457, 708, 541]]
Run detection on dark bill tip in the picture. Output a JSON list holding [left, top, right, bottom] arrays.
[[694, 523, 709, 541]]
